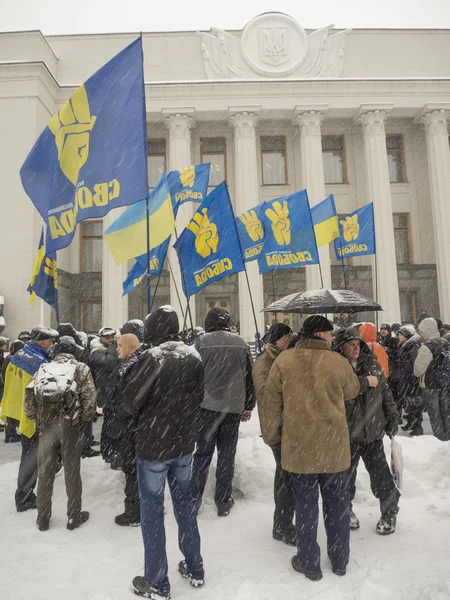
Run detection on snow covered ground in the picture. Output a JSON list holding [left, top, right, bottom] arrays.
[[1, 419, 450, 600]]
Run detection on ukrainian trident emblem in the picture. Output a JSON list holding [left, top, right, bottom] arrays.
[[259, 27, 289, 65]]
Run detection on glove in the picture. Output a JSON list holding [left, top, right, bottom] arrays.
[[385, 421, 399, 437]]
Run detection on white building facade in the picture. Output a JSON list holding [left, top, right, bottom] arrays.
[[1, 13, 450, 340]]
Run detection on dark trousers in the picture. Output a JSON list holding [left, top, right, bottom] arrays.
[[191, 408, 241, 507], [15, 433, 39, 508], [423, 388, 450, 441], [5, 417, 19, 440], [270, 443, 295, 534], [349, 439, 400, 516], [123, 464, 140, 519], [80, 419, 93, 450], [290, 471, 350, 573]]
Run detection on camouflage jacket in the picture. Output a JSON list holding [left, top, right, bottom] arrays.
[[24, 353, 97, 429]]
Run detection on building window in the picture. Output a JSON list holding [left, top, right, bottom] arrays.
[[80, 220, 103, 272], [400, 291, 417, 323], [265, 296, 293, 328], [141, 296, 170, 320], [386, 135, 406, 183], [200, 138, 226, 186], [322, 136, 347, 184], [206, 298, 230, 318], [393, 213, 412, 264], [80, 302, 102, 334], [261, 136, 287, 185], [148, 139, 166, 188]]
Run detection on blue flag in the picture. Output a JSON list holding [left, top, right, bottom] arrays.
[[167, 163, 210, 207], [173, 182, 245, 297], [236, 203, 266, 263], [27, 227, 59, 320], [20, 38, 148, 253], [334, 203, 376, 261], [122, 238, 171, 296], [258, 190, 319, 274]]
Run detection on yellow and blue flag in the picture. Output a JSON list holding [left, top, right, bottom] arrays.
[[122, 238, 171, 296], [173, 182, 245, 297], [311, 195, 340, 247], [20, 38, 148, 254], [105, 172, 175, 265], [168, 163, 210, 207], [258, 190, 319, 274], [27, 227, 59, 320], [334, 203, 376, 261], [236, 203, 266, 262]]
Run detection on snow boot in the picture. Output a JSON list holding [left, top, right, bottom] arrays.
[[376, 511, 397, 535], [5, 434, 21, 443], [67, 510, 90, 530], [291, 555, 322, 581], [217, 498, 234, 517], [36, 516, 50, 531], [131, 576, 170, 599], [81, 447, 100, 458], [410, 425, 424, 437], [115, 512, 140, 527], [350, 509, 360, 530], [16, 494, 37, 513], [332, 567, 346, 576], [178, 560, 205, 588], [273, 525, 297, 546]]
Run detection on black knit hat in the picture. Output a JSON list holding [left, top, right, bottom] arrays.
[[204, 308, 231, 333], [30, 326, 59, 342], [301, 315, 334, 338], [380, 323, 391, 332], [262, 323, 292, 345], [52, 336, 76, 356]]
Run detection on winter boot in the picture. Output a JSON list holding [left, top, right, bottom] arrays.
[[115, 512, 140, 527], [410, 425, 424, 437], [36, 516, 50, 531], [81, 447, 100, 459], [273, 525, 296, 546], [291, 555, 322, 581], [332, 567, 346, 576], [217, 498, 234, 517], [5, 434, 21, 443], [350, 509, 360, 530], [131, 576, 170, 599], [16, 493, 37, 512], [376, 511, 397, 535], [178, 560, 205, 588], [67, 511, 90, 530]]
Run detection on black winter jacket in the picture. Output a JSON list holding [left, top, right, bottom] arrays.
[[89, 340, 119, 408], [120, 307, 204, 461], [391, 334, 421, 400]]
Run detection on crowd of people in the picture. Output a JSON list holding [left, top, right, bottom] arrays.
[[0, 307, 449, 598]]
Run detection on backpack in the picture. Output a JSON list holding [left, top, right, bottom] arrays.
[[424, 340, 450, 390], [34, 361, 79, 421]]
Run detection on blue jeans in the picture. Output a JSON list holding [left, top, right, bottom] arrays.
[[137, 454, 204, 596], [290, 471, 350, 573]]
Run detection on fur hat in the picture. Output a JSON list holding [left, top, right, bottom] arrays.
[[301, 315, 334, 338]]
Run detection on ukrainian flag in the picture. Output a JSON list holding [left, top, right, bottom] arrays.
[[104, 172, 175, 265], [311, 195, 340, 247], [27, 226, 59, 319]]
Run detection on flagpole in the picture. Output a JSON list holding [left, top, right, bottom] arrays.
[[173, 227, 195, 333], [146, 197, 152, 315], [151, 271, 162, 307], [374, 255, 380, 329], [226, 190, 262, 353], [338, 239, 348, 290], [167, 258, 186, 324]]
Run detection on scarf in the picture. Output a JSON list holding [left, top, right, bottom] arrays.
[[119, 349, 141, 377]]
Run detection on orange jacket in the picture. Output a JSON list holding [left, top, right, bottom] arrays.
[[358, 323, 389, 378]]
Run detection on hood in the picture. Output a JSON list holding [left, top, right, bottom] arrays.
[[397, 324, 417, 339], [418, 317, 441, 341], [144, 305, 180, 346], [358, 323, 377, 344], [57, 323, 82, 346], [120, 319, 144, 342], [334, 327, 366, 351], [9, 340, 25, 356], [204, 308, 231, 333], [400, 333, 422, 349]]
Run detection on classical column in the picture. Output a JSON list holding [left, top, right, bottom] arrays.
[[102, 209, 129, 329], [293, 107, 332, 290], [421, 105, 450, 321], [164, 112, 196, 326], [230, 110, 265, 341], [357, 105, 401, 323]]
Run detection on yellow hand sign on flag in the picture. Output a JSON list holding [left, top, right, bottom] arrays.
[[187, 208, 219, 258], [265, 200, 291, 246], [340, 214, 360, 243], [48, 85, 97, 186], [179, 166, 196, 188], [238, 210, 264, 242]]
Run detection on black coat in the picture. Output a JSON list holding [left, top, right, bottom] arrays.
[[89, 341, 120, 408], [119, 307, 204, 461], [392, 334, 421, 400]]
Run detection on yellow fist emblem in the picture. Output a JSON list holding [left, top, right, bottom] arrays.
[[48, 85, 97, 186], [238, 210, 264, 242], [265, 200, 291, 246], [179, 166, 196, 188], [340, 214, 360, 243], [187, 208, 219, 258]]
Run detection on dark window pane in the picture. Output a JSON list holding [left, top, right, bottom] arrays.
[[394, 230, 410, 264], [386, 135, 402, 150], [148, 140, 166, 155], [400, 293, 415, 323], [201, 138, 225, 153], [323, 151, 344, 184], [80, 303, 102, 334], [262, 152, 286, 185], [261, 136, 285, 152], [393, 214, 408, 229], [322, 136, 343, 151], [82, 221, 102, 237], [388, 150, 404, 183], [81, 239, 102, 272]]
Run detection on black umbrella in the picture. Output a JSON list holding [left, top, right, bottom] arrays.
[[262, 289, 383, 315]]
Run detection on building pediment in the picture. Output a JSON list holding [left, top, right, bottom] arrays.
[[197, 12, 349, 80]]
